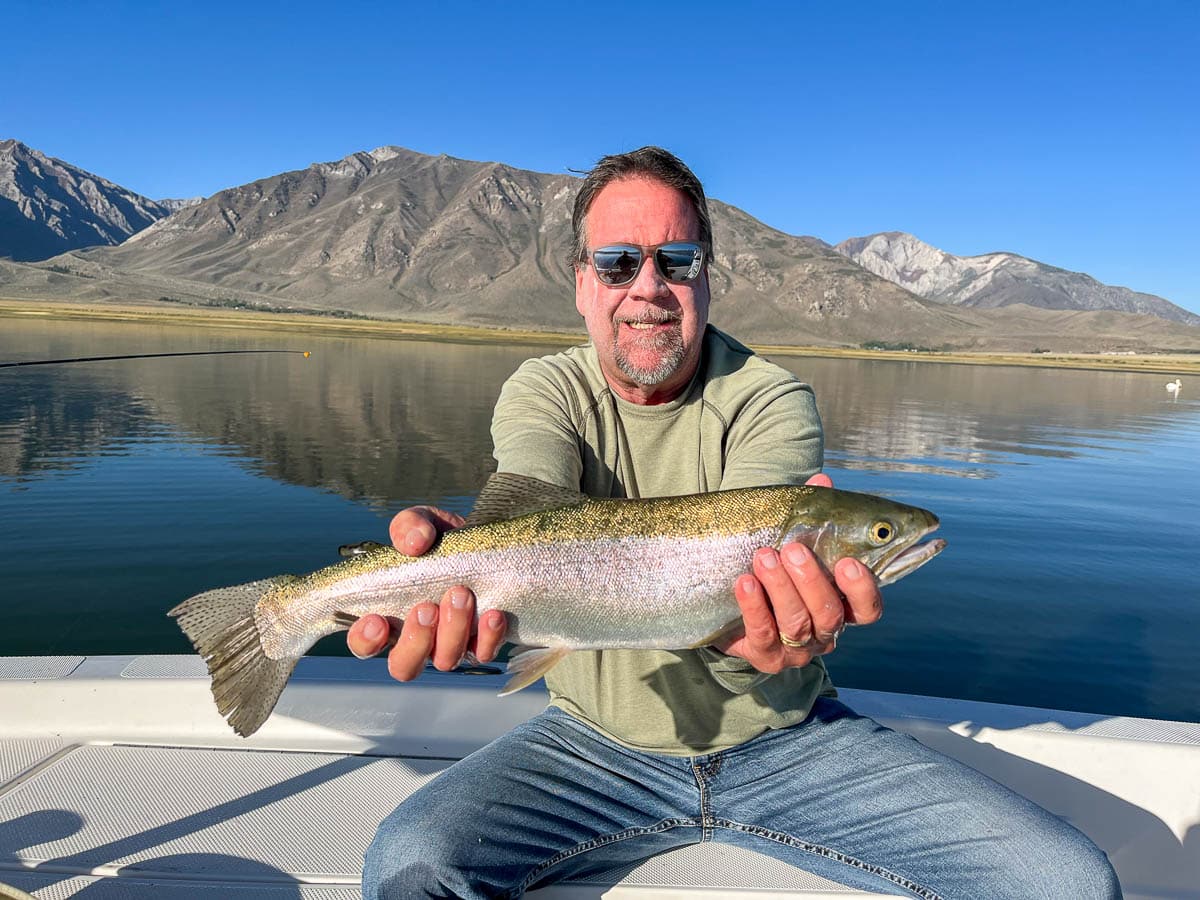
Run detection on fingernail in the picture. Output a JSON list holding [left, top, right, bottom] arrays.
[[840, 559, 864, 580], [450, 587, 470, 608], [362, 617, 385, 641], [416, 606, 436, 627], [405, 522, 435, 554], [484, 610, 504, 630], [783, 544, 810, 566], [756, 549, 779, 569]]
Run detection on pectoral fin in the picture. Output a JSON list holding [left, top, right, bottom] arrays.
[[688, 618, 746, 649], [499, 646, 570, 695]]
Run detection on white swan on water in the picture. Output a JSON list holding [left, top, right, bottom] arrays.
[[1166, 379, 1182, 395]]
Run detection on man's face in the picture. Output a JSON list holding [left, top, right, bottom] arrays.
[[575, 177, 711, 405]]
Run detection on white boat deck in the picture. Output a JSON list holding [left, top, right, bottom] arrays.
[[0, 655, 1197, 898]]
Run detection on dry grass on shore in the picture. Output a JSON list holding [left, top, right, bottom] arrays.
[[3, 297, 1199, 377]]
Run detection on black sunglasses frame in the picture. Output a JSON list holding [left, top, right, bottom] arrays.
[[584, 242, 707, 287]]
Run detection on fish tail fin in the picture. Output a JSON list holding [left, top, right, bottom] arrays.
[[168, 576, 299, 737]]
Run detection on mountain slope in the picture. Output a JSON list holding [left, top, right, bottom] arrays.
[[0, 140, 169, 261], [835, 231, 1199, 326], [2, 146, 1197, 352], [51, 146, 942, 339]]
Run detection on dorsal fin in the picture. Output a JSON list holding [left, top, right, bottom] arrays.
[[462, 473, 587, 528]]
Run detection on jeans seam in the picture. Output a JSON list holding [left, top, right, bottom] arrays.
[[513, 817, 700, 896], [690, 756, 718, 839], [713, 818, 944, 900]]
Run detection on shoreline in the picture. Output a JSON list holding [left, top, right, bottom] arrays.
[[3, 297, 1199, 376]]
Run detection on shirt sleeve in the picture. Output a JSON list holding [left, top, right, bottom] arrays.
[[491, 357, 584, 490], [719, 378, 824, 490]]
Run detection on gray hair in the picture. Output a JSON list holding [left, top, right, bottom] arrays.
[[570, 147, 713, 268]]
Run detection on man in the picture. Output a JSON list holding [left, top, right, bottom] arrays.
[[352, 148, 1120, 898]]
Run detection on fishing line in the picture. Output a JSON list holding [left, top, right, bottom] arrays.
[[0, 349, 311, 368]]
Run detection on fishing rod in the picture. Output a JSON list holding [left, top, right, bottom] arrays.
[[0, 349, 311, 369]]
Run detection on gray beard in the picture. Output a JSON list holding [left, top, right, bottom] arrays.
[[611, 324, 686, 386]]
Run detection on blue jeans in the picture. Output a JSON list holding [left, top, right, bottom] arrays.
[[362, 699, 1120, 899]]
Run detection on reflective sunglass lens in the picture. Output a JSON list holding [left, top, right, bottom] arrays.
[[592, 247, 643, 285], [656, 244, 703, 282], [590, 243, 704, 286]]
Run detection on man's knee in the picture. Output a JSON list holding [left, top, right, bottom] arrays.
[[1014, 825, 1122, 899], [363, 859, 462, 900], [361, 810, 472, 900], [1058, 836, 1122, 899]]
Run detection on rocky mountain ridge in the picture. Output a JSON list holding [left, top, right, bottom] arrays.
[[1, 143, 1197, 352], [835, 231, 1199, 326], [0, 139, 170, 261], [156, 197, 204, 213], [35, 146, 944, 343]]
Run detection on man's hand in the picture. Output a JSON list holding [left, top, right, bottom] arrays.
[[716, 473, 883, 672], [345, 505, 508, 681]]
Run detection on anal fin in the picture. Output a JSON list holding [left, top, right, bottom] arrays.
[[499, 646, 570, 696]]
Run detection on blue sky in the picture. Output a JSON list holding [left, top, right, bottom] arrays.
[[6, 1, 1198, 312]]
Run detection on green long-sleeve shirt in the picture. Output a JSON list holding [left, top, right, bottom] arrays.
[[490, 326, 835, 755]]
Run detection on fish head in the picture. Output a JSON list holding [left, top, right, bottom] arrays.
[[779, 487, 946, 587]]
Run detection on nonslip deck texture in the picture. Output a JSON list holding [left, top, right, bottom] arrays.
[[0, 740, 861, 899]]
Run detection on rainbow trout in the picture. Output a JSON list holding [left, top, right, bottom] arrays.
[[170, 473, 945, 736]]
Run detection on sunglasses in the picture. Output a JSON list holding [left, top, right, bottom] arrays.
[[585, 242, 706, 287]]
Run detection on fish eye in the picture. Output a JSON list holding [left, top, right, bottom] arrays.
[[870, 521, 894, 544]]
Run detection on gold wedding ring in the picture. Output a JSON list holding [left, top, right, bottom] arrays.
[[778, 631, 808, 649]]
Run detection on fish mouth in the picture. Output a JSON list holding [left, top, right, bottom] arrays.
[[875, 525, 946, 587]]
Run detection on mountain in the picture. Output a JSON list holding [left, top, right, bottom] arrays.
[[835, 231, 1199, 326], [1, 146, 1197, 352], [156, 197, 204, 213], [0, 139, 170, 261], [17, 146, 945, 343]]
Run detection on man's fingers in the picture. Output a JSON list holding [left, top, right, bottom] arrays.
[[732, 573, 786, 672], [752, 548, 811, 648], [835, 557, 883, 625], [347, 613, 391, 659], [388, 505, 466, 556], [387, 603, 437, 681], [431, 587, 474, 671], [473, 610, 508, 663], [779, 542, 844, 643]]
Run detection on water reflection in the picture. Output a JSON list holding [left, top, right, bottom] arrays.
[[0, 369, 155, 483], [3, 320, 1191, 496], [0, 318, 549, 508], [768, 355, 1192, 476]]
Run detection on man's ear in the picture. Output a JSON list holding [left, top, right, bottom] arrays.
[[575, 265, 587, 317]]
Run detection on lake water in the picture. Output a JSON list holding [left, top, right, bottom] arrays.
[[2, 316, 1197, 724]]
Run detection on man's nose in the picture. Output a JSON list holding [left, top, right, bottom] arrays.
[[627, 251, 671, 300]]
